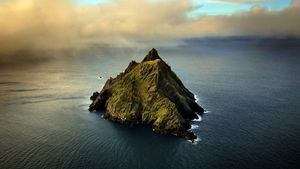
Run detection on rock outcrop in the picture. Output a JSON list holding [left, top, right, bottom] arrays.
[[89, 48, 204, 141]]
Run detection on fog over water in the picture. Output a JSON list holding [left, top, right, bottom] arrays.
[[0, 39, 300, 169]]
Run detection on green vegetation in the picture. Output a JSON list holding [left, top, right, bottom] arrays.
[[89, 49, 204, 140]]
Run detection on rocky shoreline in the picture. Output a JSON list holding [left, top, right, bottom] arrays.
[[89, 49, 204, 141]]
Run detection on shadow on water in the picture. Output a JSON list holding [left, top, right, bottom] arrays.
[[90, 110, 182, 143], [87, 110, 188, 169]]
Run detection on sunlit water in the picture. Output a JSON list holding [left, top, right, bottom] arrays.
[[1, 40, 300, 169]]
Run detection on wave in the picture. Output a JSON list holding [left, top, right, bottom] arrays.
[[192, 113, 202, 122], [187, 137, 202, 144], [194, 95, 199, 103], [5, 88, 50, 93], [190, 124, 199, 130], [18, 96, 86, 105], [0, 81, 21, 85]]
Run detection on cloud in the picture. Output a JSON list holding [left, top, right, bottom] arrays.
[[208, 0, 273, 4], [0, 0, 299, 64], [209, 0, 274, 3], [0, 0, 79, 64], [292, 0, 300, 7], [186, 5, 300, 38]]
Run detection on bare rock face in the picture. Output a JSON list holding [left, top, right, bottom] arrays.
[[89, 48, 204, 141]]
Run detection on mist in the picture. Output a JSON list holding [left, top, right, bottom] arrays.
[[0, 0, 299, 65]]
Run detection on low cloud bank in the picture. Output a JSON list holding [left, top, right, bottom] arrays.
[[0, 0, 299, 64]]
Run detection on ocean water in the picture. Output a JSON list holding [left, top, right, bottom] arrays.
[[1, 39, 300, 169]]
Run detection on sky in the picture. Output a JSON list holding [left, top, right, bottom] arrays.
[[0, 0, 299, 64], [76, 0, 293, 15]]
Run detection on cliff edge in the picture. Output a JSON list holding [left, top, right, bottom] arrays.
[[89, 48, 204, 141]]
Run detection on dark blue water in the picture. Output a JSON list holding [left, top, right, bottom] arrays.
[[1, 40, 300, 169]]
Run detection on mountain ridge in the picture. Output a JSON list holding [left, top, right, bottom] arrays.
[[89, 48, 204, 141]]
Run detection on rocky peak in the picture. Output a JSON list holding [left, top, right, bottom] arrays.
[[89, 49, 204, 141], [142, 48, 162, 62]]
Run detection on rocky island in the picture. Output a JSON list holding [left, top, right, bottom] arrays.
[[89, 48, 204, 141]]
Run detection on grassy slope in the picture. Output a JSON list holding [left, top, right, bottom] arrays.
[[104, 59, 186, 131]]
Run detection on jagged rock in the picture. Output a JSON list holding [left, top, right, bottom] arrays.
[[89, 48, 204, 141]]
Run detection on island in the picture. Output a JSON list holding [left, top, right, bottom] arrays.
[[89, 48, 204, 141]]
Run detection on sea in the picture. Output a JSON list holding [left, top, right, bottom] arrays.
[[1, 38, 300, 169]]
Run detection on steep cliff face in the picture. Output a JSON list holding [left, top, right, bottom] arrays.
[[89, 48, 204, 140]]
